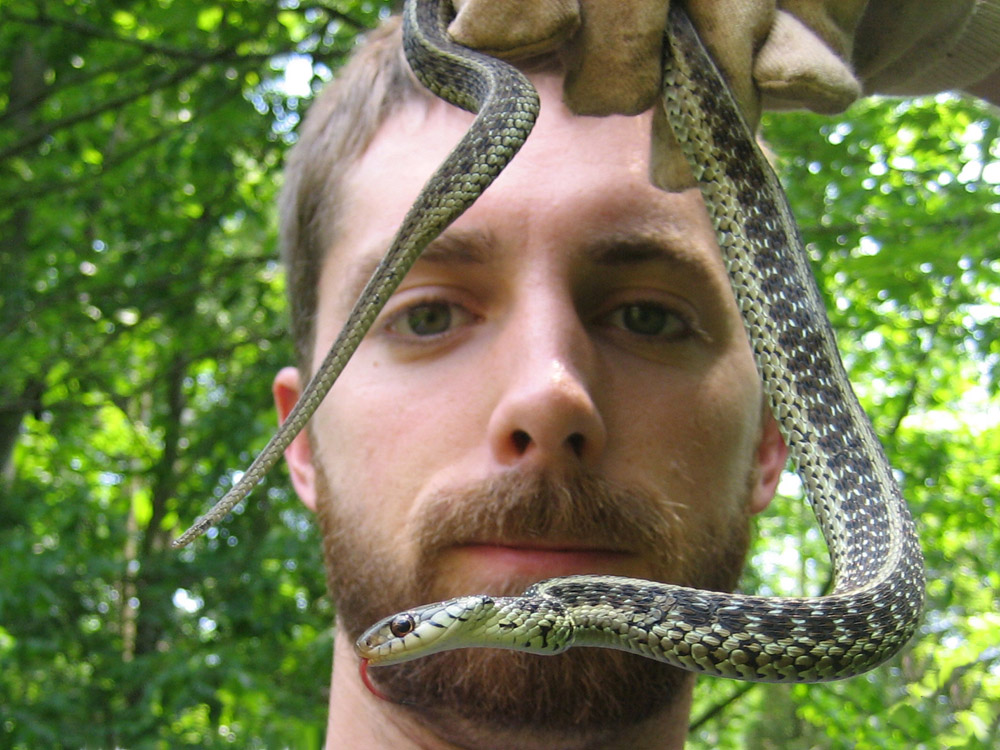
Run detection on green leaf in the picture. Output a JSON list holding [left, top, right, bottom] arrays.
[[197, 6, 224, 32], [112, 10, 137, 30]]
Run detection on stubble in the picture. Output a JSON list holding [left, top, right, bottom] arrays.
[[313, 465, 754, 733]]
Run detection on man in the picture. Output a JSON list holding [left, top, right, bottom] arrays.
[[270, 7, 995, 750], [273, 15, 786, 749]]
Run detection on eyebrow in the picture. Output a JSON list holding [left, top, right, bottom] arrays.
[[337, 226, 719, 312], [582, 232, 719, 284], [338, 227, 494, 310], [414, 227, 493, 265]]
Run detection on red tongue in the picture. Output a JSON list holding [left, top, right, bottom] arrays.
[[359, 658, 390, 702]]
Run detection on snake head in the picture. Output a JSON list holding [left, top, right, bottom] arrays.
[[356, 592, 575, 667], [355, 595, 497, 667]]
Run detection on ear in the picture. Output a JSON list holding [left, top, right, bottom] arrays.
[[273, 366, 318, 512], [748, 410, 788, 515]]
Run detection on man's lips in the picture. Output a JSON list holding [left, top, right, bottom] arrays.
[[450, 542, 639, 579]]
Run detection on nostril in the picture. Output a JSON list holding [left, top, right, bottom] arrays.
[[567, 432, 585, 458], [512, 430, 531, 454]]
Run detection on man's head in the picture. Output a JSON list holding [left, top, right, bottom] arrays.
[[275, 14, 786, 745]]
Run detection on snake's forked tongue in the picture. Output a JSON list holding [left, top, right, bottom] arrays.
[[359, 658, 391, 702]]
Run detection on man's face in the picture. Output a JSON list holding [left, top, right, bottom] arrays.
[[277, 73, 784, 732]]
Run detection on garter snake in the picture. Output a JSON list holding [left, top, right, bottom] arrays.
[[173, 0, 924, 684], [354, 0, 925, 683]]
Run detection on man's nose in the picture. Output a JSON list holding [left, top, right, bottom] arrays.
[[486, 297, 606, 469]]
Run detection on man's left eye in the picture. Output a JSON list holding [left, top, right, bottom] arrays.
[[604, 302, 690, 339], [387, 301, 473, 338]]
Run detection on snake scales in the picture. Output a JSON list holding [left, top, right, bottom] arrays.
[[354, 0, 925, 682], [173, 0, 925, 684]]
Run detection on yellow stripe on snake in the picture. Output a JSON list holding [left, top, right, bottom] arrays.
[[177, 0, 925, 684]]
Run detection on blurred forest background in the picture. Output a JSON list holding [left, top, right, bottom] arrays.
[[1, 0, 998, 747]]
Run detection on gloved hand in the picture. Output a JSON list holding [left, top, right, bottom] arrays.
[[853, 0, 1000, 100], [448, 0, 868, 125], [448, 0, 870, 190]]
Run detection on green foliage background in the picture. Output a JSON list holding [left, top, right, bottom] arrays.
[[2, 1, 998, 747]]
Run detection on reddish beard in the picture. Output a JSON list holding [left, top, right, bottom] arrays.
[[314, 465, 753, 733]]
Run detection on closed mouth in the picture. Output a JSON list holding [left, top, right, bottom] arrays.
[[449, 541, 638, 579]]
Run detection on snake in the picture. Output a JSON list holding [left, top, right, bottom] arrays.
[[353, 0, 925, 684], [171, 0, 925, 684], [172, 0, 538, 549]]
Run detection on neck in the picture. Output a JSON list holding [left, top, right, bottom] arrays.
[[325, 630, 694, 750]]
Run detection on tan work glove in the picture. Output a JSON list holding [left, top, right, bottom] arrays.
[[448, 0, 868, 123], [853, 0, 1000, 98], [448, 0, 871, 189]]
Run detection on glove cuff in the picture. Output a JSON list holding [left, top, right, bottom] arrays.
[[856, 0, 1000, 95]]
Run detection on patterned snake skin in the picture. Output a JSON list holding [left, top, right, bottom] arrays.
[[354, 0, 925, 683], [170, 0, 924, 685]]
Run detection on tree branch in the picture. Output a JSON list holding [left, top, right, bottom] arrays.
[[688, 682, 757, 732], [1, 52, 149, 127], [2, 7, 224, 63], [0, 59, 209, 163], [0, 82, 246, 207]]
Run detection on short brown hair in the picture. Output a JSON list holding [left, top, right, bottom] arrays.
[[279, 17, 432, 374]]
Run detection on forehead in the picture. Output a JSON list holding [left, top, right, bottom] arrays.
[[324, 72, 731, 302], [345, 72, 657, 208]]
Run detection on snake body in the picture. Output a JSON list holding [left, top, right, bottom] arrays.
[[172, 0, 538, 548], [171, 0, 924, 684], [354, 1, 925, 682]]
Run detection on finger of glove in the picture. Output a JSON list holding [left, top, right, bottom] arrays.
[[650, 103, 697, 192], [779, 0, 868, 57], [686, 0, 776, 127], [448, 0, 581, 59], [755, 0, 866, 113], [561, 0, 670, 115]]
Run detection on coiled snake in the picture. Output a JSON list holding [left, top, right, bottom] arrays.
[[176, 0, 925, 684]]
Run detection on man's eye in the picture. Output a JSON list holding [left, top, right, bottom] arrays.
[[387, 301, 471, 338], [606, 303, 689, 339]]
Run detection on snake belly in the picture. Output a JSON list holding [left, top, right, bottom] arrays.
[[172, 0, 539, 548], [355, 2, 925, 682]]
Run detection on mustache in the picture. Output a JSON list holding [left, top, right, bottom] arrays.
[[412, 469, 684, 566], [360, 470, 701, 726]]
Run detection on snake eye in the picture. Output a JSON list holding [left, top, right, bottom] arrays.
[[389, 614, 416, 638]]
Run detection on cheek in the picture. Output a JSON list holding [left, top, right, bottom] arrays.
[[610, 348, 761, 512], [308, 351, 489, 529], [313, 369, 418, 509]]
